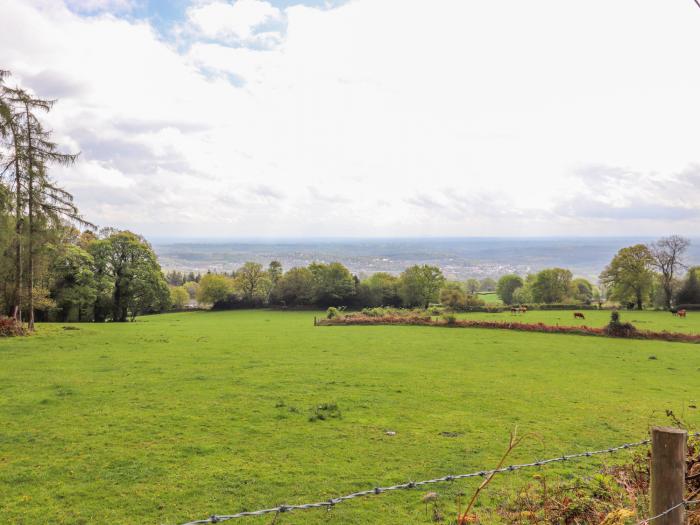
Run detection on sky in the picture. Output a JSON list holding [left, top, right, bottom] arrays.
[[1, 0, 700, 238]]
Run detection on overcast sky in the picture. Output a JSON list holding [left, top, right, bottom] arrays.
[[1, 0, 699, 238]]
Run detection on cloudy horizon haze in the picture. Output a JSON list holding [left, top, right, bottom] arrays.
[[2, 0, 699, 239]]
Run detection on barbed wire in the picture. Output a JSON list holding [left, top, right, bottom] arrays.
[[182, 434, 700, 524], [636, 498, 700, 524]]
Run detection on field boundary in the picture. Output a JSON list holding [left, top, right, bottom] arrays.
[[316, 316, 700, 344], [181, 432, 699, 524]]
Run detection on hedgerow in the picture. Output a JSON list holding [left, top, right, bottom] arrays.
[[318, 313, 700, 344]]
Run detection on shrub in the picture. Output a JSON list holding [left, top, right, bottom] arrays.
[[604, 310, 637, 338], [442, 313, 457, 325], [326, 307, 341, 319], [0, 317, 27, 337]]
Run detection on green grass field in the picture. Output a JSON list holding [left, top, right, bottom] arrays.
[[477, 292, 501, 304], [2, 310, 699, 524], [453, 308, 700, 334]]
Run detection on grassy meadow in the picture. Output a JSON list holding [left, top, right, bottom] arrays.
[[2, 310, 700, 524], [453, 308, 700, 334]]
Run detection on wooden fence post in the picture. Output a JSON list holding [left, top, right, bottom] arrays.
[[651, 426, 687, 525]]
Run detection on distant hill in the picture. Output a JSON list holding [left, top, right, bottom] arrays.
[[152, 237, 700, 281]]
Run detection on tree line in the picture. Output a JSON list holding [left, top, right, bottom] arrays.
[[495, 236, 696, 310], [0, 69, 169, 328]]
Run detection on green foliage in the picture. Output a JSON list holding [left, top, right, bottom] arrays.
[[496, 274, 523, 305], [398, 264, 445, 308], [309, 262, 355, 306], [479, 277, 497, 292], [600, 245, 654, 310], [196, 273, 234, 305], [272, 266, 313, 306], [465, 278, 480, 294], [572, 278, 593, 304], [326, 306, 341, 319], [676, 267, 700, 305], [356, 272, 401, 307], [170, 286, 190, 309], [49, 244, 97, 322], [89, 231, 169, 322], [233, 262, 270, 304], [531, 268, 573, 304], [439, 283, 466, 309]]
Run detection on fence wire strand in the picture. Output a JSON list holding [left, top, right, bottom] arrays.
[[636, 498, 700, 524], [182, 434, 700, 524]]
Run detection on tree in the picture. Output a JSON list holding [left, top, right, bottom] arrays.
[[234, 262, 269, 304], [49, 244, 97, 321], [599, 244, 654, 310], [2, 86, 90, 329], [170, 286, 189, 309], [183, 281, 199, 300], [479, 278, 497, 292], [440, 283, 466, 309], [648, 235, 689, 309], [571, 278, 593, 304], [309, 262, 355, 306], [268, 261, 283, 287], [465, 278, 480, 294], [531, 268, 573, 304], [496, 274, 523, 305], [676, 267, 700, 305], [273, 267, 313, 306], [89, 231, 169, 321], [398, 265, 445, 308], [196, 273, 234, 306], [357, 272, 401, 307]]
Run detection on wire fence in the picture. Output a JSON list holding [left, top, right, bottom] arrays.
[[636, 499, 700, 524], [181, 432, 700, 524]]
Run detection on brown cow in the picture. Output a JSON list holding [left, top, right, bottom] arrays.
[[678, 309, 687, 318], [573, 312, 585, 320]]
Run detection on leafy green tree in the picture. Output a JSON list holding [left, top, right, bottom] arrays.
[[399, 265, 445, 308], [170, 286, 189, 309], [273, 267, 313, 306], [89, 231, 169, 321], [268, 261, 283, 286], [512, 285, 533, 304], [309, 262, 355, 306], [2, 87, 90, 329], [183, 281, 199, 300], [496, 274, 523, 305], [479, 278, 497, 292], [465, 278, 480, 294], [234, 262, 270, 303], [599, 244, 654, 310], [676, 267, 700, 305], [571, 278, 593, 304], [196, 273, 234, 306], [440, 283, 466, 309], [357, 272, 401, 307], [531, 268, 573, 304], [49, 244, 96, 321]]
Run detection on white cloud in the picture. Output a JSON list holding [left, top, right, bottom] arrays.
[[1, 0, 700, 238], [187, 0, 284, 46]]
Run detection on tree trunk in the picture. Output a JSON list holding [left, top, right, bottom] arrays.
[[636, 291, 643, 310], [12, 131, 22, 323], [25, 104, 35, 331]]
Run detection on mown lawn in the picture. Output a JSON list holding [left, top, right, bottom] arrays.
[[1, 310, 699, 524], [454, 308, 700, 334]]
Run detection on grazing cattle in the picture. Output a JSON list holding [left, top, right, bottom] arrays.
[[510, 306, 527, 315], [678, 309, 687, 318], [573, 312, 585, 320]]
